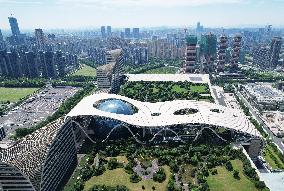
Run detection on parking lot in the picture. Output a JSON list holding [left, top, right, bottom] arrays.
[[0, 86, 80, 144]]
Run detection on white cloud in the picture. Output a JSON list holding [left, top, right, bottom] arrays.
[[58, 0, 247, 7], [0, 0, 47, 5]]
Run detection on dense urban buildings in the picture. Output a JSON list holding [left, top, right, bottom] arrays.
[[0, 6, 284, 191], [0, 49, 78, 78]]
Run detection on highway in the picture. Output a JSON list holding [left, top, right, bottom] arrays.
[[235, 90, 284, 153]]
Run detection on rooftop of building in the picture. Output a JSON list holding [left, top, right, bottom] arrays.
[[67, 93, 261, 138]]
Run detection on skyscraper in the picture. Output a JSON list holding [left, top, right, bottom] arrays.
[[0, 29, 3, 42], [0, 29, 4, 50], [107, 26, 112, 37], [7, 50, 22, 78], [200, 33, 217, 73], [183, 35, 197, 73], [133, 28, 140, 39], [269, 37, 282, 68], [8, 16, 21, 36], [35, 28, 45, 50], [230, 34, 242, 72], [101, 26, 106, 38], [253, 45, 270, 69], [217, 35, 228, 72], [125, 28, 131, 38], [196, 22, 204, 33]]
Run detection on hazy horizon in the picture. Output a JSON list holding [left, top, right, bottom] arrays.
[[0, 0, 284, 30]]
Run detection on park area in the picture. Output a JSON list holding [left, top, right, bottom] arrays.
[[84, 164, 171, 191], [119, 81, 213, 103], [207, 160, 259, 191], [72, 64, 97, 77], [0, 87, 38, 103], [64, 139, 268, 191]]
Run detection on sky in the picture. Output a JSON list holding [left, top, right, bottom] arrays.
[[0, 0, 284, 30]]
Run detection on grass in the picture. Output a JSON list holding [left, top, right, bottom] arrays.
[[181, 164, 197, 185], [172, 85, 187, 93], [64, 155, 88, 191], [0, 87, 39, 103], [190, 85, 208, 93], [144, 66, 178, 74], [106, 156, 129, 165], [207, 160, 258, 191], [263, 144, 284, 170], [119, 81, 212, 103], [72, 64, 97, 77], [84, 166, 171, 191]]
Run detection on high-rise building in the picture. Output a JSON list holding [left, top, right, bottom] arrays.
[[230, 34, 242, 72], [133, 28, 140, 39], [253, 46, 270, 68], [45, 51, 57, 78], [7, 50, 22, 78], [97, 49, 124, 92], [183, 35, 198, 73], [35, 28, 45, 50], [217, 35, 228, 72], [0, 50, 10, 76], [55, 51, 66, 77], [101, 26, 106, 38], [107, 26, 112, 37], [200, 33, 217, 73], [24, 51, 39, 78], [0, 29, 3, 42], [269, 37, 282, 68], [8, 16, 21, 36], [0, 29, 4, 50], [125, 28, 131, 38], [196, 22, 204, 33], [8, 16, 25, 45]]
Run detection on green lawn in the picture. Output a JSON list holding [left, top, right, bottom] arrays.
[[263, 144, 284, 169], [84, 166, 171, 191], [0, 87, 38, 103], [172, 85, 187, 93], [119, 81, 212, 103], [144, 66, 178, 74], [190, 85, 208, 93], [181, 164, 197, 185], [207, 160, 258, 191], [72, 64, 97, 77]]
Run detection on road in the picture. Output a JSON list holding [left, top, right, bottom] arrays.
[[235, 90, 284, 153]]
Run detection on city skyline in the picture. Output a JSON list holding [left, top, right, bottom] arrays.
[[0, 0, 284, 30]]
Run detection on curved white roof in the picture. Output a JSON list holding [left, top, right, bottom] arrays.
[[67, 93, 261, 138]]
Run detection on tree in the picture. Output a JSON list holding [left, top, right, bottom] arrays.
[[255, 181, 266, 189], [107, 158, 119, 170], [169, 161, 179, 173], [73, 180, 84, 191], [80, 166, 93, 181], [130, 173, 142, 183], [225, 161, 233, 171], [153, 168, 166, 183], [211, 169, 218, 175], [233, 170, 240, 179]]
